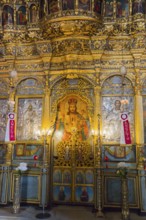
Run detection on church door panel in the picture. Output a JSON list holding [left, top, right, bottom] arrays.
[[52, 130, 94, 204]]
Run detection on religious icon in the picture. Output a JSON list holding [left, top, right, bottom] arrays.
[[16, 6, 27, 25], [76, 171, 84, 184], [30, 5, 38, 23], [58, 186, 66, 201], [103, 99, 123, 142], [2, 6, 14, 26], [75, 186, 93, 202], [132, 0, 145, 14], [114, 146, 126, 158], [16, 144, 24, 156], [105, 0, 113, 17], [63, 170, 71, 183], [54, 97, 90, 143], [62, 0, 74, 10], [49, 0, 59, 13], [53, 186, 71, 202], [116, 0, 129, 18], [103, 145, 136, 162], [78, 0, 90, 11], [53, 169, 62, 183], [94, 0, 102, 14], [80, 186, 89, 202], [0, 99, 8, 141], [85, 170, 94, 184], [25, 145, 40, 156], [17, 98, 43, 141], [23, 104, 37, 139], [102, 97, 134, 143]]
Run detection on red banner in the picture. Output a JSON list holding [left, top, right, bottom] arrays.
[[9, 119, 15, 141], [5, 113, 15, 142], [120, 113, 132, 145], [123, 120, 131, 144]]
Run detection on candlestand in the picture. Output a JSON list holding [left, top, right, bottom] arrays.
[[96, 114, 104, 218], [36, 129, 51, 219]]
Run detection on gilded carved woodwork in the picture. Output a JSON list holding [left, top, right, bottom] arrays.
[[0, 0, 145, 163], [0, 9, 145, 85], [51, 39, 91, 56], [0, 0, 145, 208], [54, 139, 94, 167]]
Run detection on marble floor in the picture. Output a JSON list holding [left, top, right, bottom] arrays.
[[0, 205, 146, 220]]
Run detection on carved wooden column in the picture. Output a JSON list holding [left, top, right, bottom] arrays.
[[6, 77, 16, 165], [94, 86, 101, 142], [134, 73, 144, 145], [75, 0, 78, 13], [42, 75, 50, 132], [41, 75, 52, 168], [94, 86, 104, 217], [25, 0, 29, 23], [134, 60, 144, 171], [40, 75, 52, 208]]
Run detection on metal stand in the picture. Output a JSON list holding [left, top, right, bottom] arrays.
[[36, 205, 51, 219], [96, 114, 104, 218], [121, 178, 130, 220], [36, 131, 51, 219]]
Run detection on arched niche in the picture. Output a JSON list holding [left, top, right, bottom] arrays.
[[16, 6, 27, 25], [29, 4, 38, 23], [94, 0, 102, 15], [2, 5, 14, 26], [132, 0, 145, 15], [16, 77, 44, 95], [116, 0, 129, 18]]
